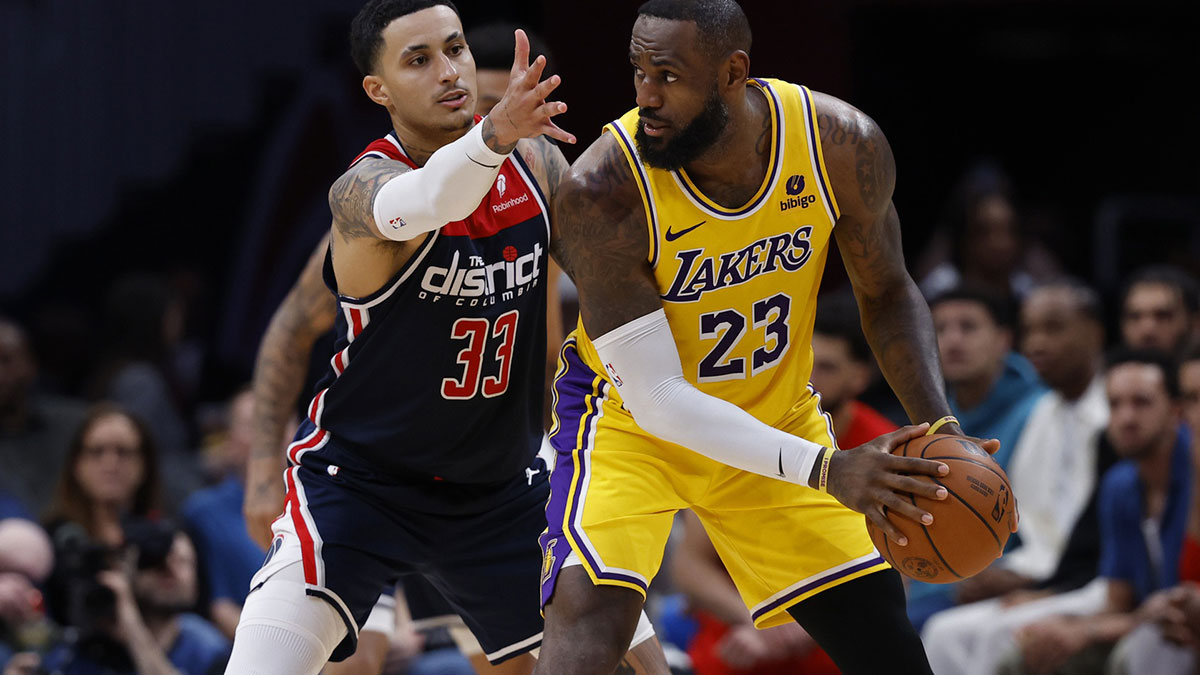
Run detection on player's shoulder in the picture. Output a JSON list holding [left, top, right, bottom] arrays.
[[349, 132, 415, 170], [558, 132, 641, 210], [515, 135, 568, 195], [809, 90, 887, 159], [806, 89, 895, 213]]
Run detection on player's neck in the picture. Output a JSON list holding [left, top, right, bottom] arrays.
[[682, 85, 769, 190], [389, 114, 473, 167]]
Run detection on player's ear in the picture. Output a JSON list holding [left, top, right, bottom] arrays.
[[723, 50, 750, 90], [363, 75, 391, 108]]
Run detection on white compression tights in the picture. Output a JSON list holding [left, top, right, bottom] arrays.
[[223, 562, 347, 675]]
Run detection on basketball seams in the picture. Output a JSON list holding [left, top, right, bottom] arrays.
[[916, 435, 968, 458], [929, 476, 1005, 552], [905, 491, 962, 579], [922, 455, 1011, 485], [878, 434, 1013, 582]]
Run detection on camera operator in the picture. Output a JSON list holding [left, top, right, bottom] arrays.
[[11, 518, 230, 675]]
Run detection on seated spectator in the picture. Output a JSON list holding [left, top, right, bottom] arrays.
[[0, 517, 55, 666], [1104, 343, 1200, 674], [31, 520, 230, 675], [917, 159, 1060, 306], [668, 511, 837, 675], [923, 349, 1191, 674], [1119, 264, 1200, 358], [41, 404, 163, 626], [0, 317, 87, 517], [181, 387, 264, 640], [88, 274, 202, 510], [907, 286, 1047, 628], [810, 292, 898, 448], [930, 286, 1047, 470], [956, 279, 1109, 605]]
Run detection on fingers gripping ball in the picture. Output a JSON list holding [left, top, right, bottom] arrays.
[[866, 434, 1017, 583]]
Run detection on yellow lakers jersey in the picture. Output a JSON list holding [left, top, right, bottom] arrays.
[[575, 78, 841, 428]]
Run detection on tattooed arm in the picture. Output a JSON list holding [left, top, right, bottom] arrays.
[[553, 134, 662, 334], [327, 119, 512, 245], [244, 234, 337, 547], [518, 136, 571, 208], [818, 92, 993, 447], [519, 136, 572, 426]]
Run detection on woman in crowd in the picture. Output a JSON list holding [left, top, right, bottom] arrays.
[[42, 403, 163, 626]]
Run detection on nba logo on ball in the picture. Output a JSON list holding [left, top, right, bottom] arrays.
[[901, 557, 939, 580], [866, 434, 1017, 584]]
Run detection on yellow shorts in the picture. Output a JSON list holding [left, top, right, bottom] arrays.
[[539, 337, 888, 628]]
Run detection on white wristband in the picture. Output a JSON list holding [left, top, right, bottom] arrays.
[[593, 310, 825, 485]]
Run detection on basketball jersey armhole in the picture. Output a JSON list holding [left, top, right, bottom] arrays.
[[794, 84, 842, 222], [333, 230, 440, 309], [603, 123, 660, 269]]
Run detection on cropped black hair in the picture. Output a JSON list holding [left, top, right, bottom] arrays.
[[1105, 346, 1181, 400], [637, 0, 752, 58], [350, 0, 460, 76], [1119, 264, 1200, 316], [929, 284, 1015, 330]]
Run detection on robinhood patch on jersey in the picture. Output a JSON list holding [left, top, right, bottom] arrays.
[[661, 225, 815, 303]]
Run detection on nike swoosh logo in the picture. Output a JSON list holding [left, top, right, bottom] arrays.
[[664, 220, 706, 242], [777, 448, 785, 478]]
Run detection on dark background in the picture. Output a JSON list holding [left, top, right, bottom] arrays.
[[2, 0, 1197, 405]]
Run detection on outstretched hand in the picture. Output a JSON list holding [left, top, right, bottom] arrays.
[[483, 29, 576, 150]]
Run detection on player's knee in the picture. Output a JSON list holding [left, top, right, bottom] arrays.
[[225, 578, 347, 675], [545, 568, 642, 648]]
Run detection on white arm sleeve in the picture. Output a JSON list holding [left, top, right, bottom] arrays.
[[592, 309, 826, 486], [370, 121, 508, 241]]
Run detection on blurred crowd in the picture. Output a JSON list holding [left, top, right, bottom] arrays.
[[3, 16, 1200, 675]]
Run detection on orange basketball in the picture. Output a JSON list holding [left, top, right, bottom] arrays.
[[865, 433, 1017, 584]]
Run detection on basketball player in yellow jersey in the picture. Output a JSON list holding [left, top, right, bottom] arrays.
[[534, 1, 1013, 674]]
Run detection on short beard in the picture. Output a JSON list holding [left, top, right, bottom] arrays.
[[635, 87, 729, 170]]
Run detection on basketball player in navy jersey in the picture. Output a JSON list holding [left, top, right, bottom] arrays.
[[224, 2, 667, 673]]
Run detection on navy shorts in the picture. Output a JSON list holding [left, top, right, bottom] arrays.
[[253, 421, 550, 663]]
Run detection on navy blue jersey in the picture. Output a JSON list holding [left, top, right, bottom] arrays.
[[288, 128, 549, 484]]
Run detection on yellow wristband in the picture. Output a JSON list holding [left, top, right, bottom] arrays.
[[816, 446, 836, 493], [927, 415, 959, 436]]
